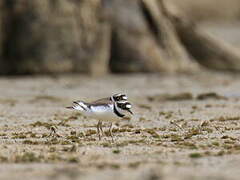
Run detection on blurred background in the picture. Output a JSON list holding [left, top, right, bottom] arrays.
[[1, 0, 240, 75], [2, 1, 240, 179]]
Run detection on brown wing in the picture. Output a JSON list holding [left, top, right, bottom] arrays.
[[91, 97, 112, 104]]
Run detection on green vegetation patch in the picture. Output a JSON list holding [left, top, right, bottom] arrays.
[[196, 92, 227, 100], [30, 121, 55, 129], [15, 152, 42, 163], [189, 152, 202, 158]]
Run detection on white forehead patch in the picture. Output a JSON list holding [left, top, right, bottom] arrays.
[[126, 104, 131, 108]]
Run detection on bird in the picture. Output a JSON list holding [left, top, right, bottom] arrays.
[[66, 94, 133, 141]]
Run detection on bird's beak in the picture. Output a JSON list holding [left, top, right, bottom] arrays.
[[128, 109, 133, 115]]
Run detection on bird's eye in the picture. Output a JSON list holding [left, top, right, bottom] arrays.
[[114, 96, 120, 101], [117, 103, 122, 107]]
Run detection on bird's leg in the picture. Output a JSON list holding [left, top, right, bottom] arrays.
[[99, 121, 105, 137], [48, 126, 61, 138], [97, 121, 101, 140], [109, 122, 114, 142]]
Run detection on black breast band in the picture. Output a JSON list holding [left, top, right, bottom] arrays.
[[113, 104, 125, 118]]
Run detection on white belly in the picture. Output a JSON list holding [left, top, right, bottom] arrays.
[[83, 105, 120, 122]]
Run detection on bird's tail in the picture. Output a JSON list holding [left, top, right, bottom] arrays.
[[66, 106, 74, 109], [66, 101, 85, 111]]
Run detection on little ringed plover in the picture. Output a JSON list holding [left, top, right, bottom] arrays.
[[67, 94, 132, 141]]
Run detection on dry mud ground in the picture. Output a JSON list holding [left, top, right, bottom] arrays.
[[1, 72, 240, 180]]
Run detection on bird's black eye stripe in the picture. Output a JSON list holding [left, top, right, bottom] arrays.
[[117, 102, 131, 110], [113, 94, 127, 101], [119, 103, 124, 108]]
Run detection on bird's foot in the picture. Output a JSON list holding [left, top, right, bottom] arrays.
[[48, 126, 62, 138]]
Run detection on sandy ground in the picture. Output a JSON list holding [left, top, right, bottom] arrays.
[[1, 72, 240, 179]]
